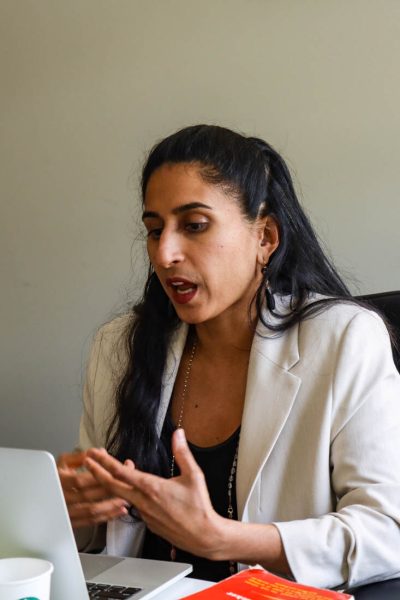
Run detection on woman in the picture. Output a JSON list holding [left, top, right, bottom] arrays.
[[58, 125, 400, 589]]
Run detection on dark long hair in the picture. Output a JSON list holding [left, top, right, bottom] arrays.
[[106, 124, 352, 472]]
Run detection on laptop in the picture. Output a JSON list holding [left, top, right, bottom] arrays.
[[0, 447, 192, 599]]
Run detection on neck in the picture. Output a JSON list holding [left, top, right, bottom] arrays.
[[193, 310, 258, 360]]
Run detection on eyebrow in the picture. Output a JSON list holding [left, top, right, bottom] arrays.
[[142, 202, 213, 221]]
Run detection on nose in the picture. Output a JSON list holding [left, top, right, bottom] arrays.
[[152, 230, 184, 269]]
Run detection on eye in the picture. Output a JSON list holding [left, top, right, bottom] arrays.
[[185, 222, 208, 233], [146, 228, 162, 240]]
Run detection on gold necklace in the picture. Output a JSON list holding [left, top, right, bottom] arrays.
[[169, 334, 239, 576], [170, 335, 197, 482]]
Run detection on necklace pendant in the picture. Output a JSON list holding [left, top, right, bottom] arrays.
[[170, 546, 176, 561]]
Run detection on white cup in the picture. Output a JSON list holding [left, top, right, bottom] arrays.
[[0, 557, 54, 600]]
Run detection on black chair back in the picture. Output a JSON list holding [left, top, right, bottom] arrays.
[[357, 291, 400, 373]]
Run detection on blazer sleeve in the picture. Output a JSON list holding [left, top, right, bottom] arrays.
[[79, 327, 105, 451], [274, 310, 400, 589], [79, 316, 129, 451], [75, 317, 129, 553]]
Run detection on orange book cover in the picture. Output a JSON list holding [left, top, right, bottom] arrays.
[[182, 568, 354, 599]]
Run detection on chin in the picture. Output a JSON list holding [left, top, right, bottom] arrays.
[[177, 314, 207, 325], [174, 306, 212, 325]]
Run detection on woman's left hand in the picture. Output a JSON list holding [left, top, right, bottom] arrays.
[[84, 429, 225, 559]]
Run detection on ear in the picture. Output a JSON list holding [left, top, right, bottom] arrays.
[[257, 215, 279, 266]]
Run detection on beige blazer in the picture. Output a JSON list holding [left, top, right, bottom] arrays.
[[77, 299, 400, 589]]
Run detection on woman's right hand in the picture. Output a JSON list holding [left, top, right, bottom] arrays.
[[57, 450, 129, 529]]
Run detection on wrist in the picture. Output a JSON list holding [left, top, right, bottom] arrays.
[[202, 515, 238, 561], [201, 519, 291, 576]]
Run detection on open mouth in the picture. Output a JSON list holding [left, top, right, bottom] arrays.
[[166, 278, 198, 304], [171, 281, 196, 294]]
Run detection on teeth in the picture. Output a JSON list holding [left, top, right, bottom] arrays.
[[177, 287, 195, 295], [171, 281, 184, 286]]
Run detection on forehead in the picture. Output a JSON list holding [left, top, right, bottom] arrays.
[[143, 163, 237, 213]]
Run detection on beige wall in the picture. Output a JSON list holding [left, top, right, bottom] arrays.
[[1, 0, 399, 454]]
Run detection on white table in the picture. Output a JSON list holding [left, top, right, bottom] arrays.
[[151, 577, 213, 599]]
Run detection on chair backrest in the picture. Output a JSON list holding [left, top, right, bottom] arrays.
[[357, 290, 400, 373]]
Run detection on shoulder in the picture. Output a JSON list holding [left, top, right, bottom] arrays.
[[269, 293, 389, 345], [298, 295, 389, 345], [266, 294, 392, 372], [95, 313, 133, 340], [86, 313, 133, 379], [256, 295, 392, 371], [292, 297, 395, 389]]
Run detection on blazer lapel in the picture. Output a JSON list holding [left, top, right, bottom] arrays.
[[236, 320, 302, 518]]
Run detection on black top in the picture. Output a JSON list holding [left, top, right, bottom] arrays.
[[142, 427, 240, 581], [348, 577, 400, 599]]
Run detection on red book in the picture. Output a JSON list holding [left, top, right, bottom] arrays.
[[182, 568, 354, 599]]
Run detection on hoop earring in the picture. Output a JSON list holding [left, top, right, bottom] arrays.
[[261, 264, 276, 311]]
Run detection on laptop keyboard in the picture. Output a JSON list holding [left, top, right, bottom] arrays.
[[87, 582, 142, 598]]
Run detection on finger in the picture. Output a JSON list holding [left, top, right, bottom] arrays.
[[58, 467, 100, 491], [69, 498, 128, 520], [84, 457, 136, 499], [57, 451, 87, 469], [64, 483, 112, 504], [58, 466, 115, 508], [86, 449, 136, 485], [69, 498, 128, 527], [172, 429, 203, 477], [85, 453, 166, 507]]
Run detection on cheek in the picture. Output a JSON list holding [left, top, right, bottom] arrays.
[[203, 247, 258, 290], [146, 240, 154, 261], [147, 242, 162, 270]]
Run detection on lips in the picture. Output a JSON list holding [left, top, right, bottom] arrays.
[[166, 277, 198, 305]]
